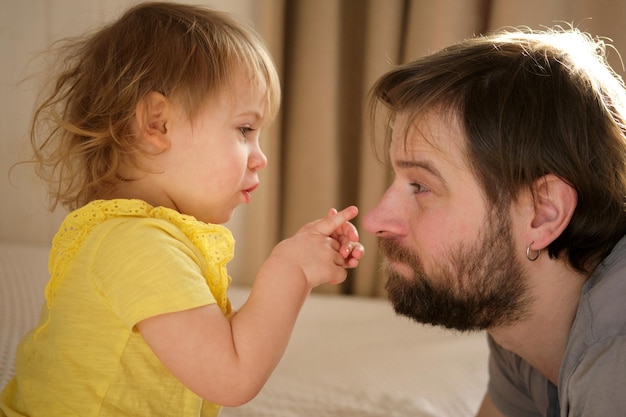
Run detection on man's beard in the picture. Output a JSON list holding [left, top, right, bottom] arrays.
[[380, 209, 532, 331]]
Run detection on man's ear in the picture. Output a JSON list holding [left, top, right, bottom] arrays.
[[135, 92, 170, 152], [529, 174, 577, 249]]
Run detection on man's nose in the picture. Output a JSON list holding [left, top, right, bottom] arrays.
[[362, 188, 406, 238]]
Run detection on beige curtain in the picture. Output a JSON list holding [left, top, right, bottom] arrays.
[[234, 0, 626, 297]]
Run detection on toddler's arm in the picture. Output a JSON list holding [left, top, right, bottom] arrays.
[[136, 206, 364, 406]]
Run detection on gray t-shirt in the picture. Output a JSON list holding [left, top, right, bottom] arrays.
[[488, 237, 626, 417]]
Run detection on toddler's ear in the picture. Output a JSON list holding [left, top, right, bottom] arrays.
[[135, 92, 170, 151]]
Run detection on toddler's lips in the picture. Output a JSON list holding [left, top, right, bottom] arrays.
[[242, 184, 258, 203]]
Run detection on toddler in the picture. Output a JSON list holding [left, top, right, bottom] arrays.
[[0, 3, 364, 416]]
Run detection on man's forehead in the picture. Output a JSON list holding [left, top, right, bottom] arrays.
[[390, 110, 466, 161]]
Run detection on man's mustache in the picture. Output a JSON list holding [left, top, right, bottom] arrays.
[[377, 237, 420, 266]]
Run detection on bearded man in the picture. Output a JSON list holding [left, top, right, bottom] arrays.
[[364, 28, 626, 417]]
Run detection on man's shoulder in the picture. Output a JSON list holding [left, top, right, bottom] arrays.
[[582, 237, 626, 330]]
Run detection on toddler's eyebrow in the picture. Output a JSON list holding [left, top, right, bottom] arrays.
[[236, 110, 264, 121]]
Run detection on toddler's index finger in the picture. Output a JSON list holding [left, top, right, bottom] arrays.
[[316, 206, 359, 236]]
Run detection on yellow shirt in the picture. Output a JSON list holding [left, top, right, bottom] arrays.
[[1, 200, 234, 417]]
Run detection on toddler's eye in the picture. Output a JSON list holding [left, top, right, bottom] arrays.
[[239, 126, 253, 137]]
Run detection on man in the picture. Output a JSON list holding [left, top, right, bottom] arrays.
[[363, 27, 626, 417]]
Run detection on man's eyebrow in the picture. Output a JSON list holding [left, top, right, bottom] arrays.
[[395, 159, 441, 174], [395, 159, 447, 184]]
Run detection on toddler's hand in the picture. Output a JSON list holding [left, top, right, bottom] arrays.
[[326, 207, 365, 269], [270, 206, 365, 288]]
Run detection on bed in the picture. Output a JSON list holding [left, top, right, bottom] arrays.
[[0, 241, 489, 416]]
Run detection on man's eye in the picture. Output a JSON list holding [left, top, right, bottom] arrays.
[[410, 182, 427, 193]]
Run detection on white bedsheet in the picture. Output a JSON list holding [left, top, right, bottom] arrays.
[[0, 241, 51, 389], [0, 241, 489, 416], [223, 289, 489, 417]]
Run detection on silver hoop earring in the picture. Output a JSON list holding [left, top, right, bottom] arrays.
[[526, 241, 541, 262]]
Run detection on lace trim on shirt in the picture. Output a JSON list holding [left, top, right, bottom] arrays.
[[44, 199, 234, 320]]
